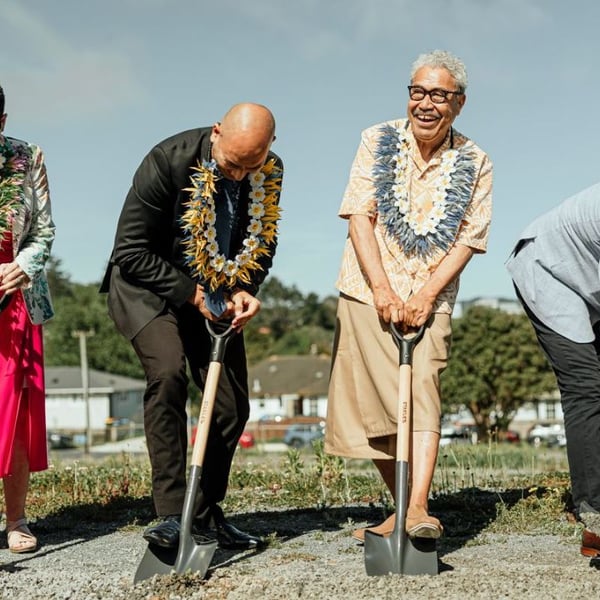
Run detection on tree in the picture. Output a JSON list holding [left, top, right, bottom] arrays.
[[44, 282, 143, 379], [46, 256, 74, 299], [43, 271, 337, 376], [251, 277, 306, 337], [300, 293, 337, 330], [441, 306, 556, 440], [270, 325, 334, 356], [244, 277, 336, 364]]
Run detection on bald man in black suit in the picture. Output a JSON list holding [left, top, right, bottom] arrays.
[[101, 103, 283, 549]]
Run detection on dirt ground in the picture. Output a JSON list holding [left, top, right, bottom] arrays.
[[2, 503, 600, 599]]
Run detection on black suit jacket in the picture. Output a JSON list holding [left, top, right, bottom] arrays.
[[100, 127, 283, 339]]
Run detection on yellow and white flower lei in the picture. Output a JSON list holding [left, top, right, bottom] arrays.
[[181, 158, 282, 291]]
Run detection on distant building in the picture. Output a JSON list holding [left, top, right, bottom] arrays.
[[509, 390, 563, 437], [456, 296, 523, 317], [247, 354, 331, 421], [45, 366, 146, 434]]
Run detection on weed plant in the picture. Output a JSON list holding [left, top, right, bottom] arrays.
[[1, 441, 574, 540]]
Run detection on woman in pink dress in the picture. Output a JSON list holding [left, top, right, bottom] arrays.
[[1, 84, 55, 553]]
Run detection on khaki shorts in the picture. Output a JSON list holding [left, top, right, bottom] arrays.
[[324, 294, 452, 460]]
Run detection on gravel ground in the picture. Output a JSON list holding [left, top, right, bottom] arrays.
[[2, 506, 600, 600]]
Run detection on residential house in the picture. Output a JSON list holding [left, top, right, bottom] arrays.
[[247, 354, 330, 421], [45, 366, 146, 440]]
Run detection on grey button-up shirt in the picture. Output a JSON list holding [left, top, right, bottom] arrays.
[[506, 182, 600, 343]]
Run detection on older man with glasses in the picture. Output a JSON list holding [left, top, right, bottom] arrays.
[[325, 50, 493, 542]]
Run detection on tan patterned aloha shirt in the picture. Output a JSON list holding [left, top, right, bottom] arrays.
[[336, 118, 492, 314]]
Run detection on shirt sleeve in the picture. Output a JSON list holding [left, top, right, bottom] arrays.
[[455, 153, 493, 253], [338, 127, 378, 220], [15, 144, 56, 280]]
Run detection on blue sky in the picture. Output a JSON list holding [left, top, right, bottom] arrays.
[[2, 0, 599, 303]]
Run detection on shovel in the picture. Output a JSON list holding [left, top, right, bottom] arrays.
[[134, 320, 236, 583], [364, 322, 439, 576]]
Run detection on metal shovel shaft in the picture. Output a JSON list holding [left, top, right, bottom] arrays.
[[174, 463, 218, 575], [173, 356, 223, 575]]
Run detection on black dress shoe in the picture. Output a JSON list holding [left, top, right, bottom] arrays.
[[215, 520, 265, 550], [210, 505, 265, 550], [143, 515, 181, 548]]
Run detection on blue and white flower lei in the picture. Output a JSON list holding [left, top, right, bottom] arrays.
[[373, 123, 477, 258]]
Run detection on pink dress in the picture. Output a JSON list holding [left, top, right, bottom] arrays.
[[0, 232, 48, 477]]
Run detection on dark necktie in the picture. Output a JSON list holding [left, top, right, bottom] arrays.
[[204, 178, 241, 317]]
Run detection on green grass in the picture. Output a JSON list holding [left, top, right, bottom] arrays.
[[2, 441, 575, 541]]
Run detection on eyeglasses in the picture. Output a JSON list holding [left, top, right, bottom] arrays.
[[407, 86, 463, 104]]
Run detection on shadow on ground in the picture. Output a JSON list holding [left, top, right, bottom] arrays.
[[216, 484, 569, 560], [0, 485, 569, 575], [0, 496, 154, 552]]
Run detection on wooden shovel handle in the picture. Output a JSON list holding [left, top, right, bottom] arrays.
[[190, 321, 236, 467], [397, 364, 413, 462], [390, 323, 426, 462]]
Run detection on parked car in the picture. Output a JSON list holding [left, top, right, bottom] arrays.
[[527, 423, 566, 448], [439, 423, 475, 447], [504, 430, 521, 443], [238, 430, 255, 449], [47, 431, 75, 450], [191, 426, 255, 449], [258, 414, 285, 423], [283, 423, 325, 448]]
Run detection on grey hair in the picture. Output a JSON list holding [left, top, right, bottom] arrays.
[[410, 50, 468, 92]]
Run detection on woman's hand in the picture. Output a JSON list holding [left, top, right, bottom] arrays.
[[0, 261, 29, 295]]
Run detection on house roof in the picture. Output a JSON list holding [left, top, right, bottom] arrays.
[[45, 366, 146, 393], [248, 354, 331, 397], [46, 355, 332, 397]]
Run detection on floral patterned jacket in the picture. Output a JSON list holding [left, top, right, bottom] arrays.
[[0, 135, 55, 324]]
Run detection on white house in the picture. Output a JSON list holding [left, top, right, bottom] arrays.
[[247, 354, 330, 421], [45, 366, 146, 436]]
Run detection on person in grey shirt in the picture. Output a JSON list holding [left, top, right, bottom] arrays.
[[506, 181, 600, 560]]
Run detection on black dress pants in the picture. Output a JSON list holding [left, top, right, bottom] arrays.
[[131, 304, 249, 522], [516, 286, 600, 513]]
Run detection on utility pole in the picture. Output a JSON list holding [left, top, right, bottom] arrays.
[[73, 330, 94, 454]]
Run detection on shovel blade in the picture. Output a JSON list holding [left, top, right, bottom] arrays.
[[364, 531, 438, 576], [133, 537, 218, 584], [174, 535, 218, 577], [133, 544, 177, 583]]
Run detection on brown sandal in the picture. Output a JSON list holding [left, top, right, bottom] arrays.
[[7, 518, 38, 553], [352, 514, 395, 542], [405, 509, 443, 539]]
